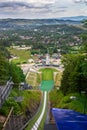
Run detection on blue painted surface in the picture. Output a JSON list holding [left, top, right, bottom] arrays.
[[52, 108, 87, 130]]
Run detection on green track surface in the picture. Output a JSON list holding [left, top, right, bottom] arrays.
[[40, 80, 54, 91]]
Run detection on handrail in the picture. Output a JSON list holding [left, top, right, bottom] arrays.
[[2, 107, 14, 130]]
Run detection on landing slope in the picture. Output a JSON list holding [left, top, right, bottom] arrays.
[[40, 80, 54, 91]]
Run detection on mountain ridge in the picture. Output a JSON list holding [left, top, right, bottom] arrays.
[[0, 16, 86, 29], [0, 15, 87, 21], [58, 15, 87, 21]]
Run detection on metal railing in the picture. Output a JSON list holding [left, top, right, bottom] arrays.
[[0, 78, 14, 108]]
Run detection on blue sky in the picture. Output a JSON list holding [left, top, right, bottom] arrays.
[[0, 0, 87, 19]]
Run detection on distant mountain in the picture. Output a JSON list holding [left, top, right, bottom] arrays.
[[0, 18, 82, 30], [58, 16, 87, 21]]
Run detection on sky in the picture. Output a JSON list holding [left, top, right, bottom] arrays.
[[0, 0, 87, 19]]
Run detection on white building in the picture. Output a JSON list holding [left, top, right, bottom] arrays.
[[46, 53, 50, 65]]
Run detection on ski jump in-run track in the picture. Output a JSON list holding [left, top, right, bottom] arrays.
[[31, 80, 54, 130]]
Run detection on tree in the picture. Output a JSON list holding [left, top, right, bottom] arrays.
[[61, 54, 86, 95], [9, 63, 25, 86], [0, 53, 10, 85], [80, 34, 87, 53], [0, 53, 25, 85], [0, 40, 10, 59]]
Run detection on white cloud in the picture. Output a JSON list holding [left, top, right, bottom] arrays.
[[29, 0, 56, 4], [0, 0, 56, 4], [0, 0, 87, 19]]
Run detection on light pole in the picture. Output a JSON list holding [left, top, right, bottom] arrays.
[[81, 91, 86, 114]]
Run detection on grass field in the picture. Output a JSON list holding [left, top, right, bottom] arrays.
[[8, 48, 31, 64], [39, 68, 58, 81], [39, 68, 62, 88], [42, 68, 53, 80], [39, 68, 55, 91]]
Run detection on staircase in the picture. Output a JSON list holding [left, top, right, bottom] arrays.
[[0, 78, 14, 108]]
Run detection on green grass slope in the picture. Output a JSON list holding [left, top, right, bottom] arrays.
[[39, 68, 58, 81]]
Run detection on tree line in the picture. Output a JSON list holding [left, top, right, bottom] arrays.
[[61, 35, 87, 95], [0, 42, 25, 85]]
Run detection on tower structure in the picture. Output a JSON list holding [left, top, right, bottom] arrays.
[[46, 53, 50, 65]]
